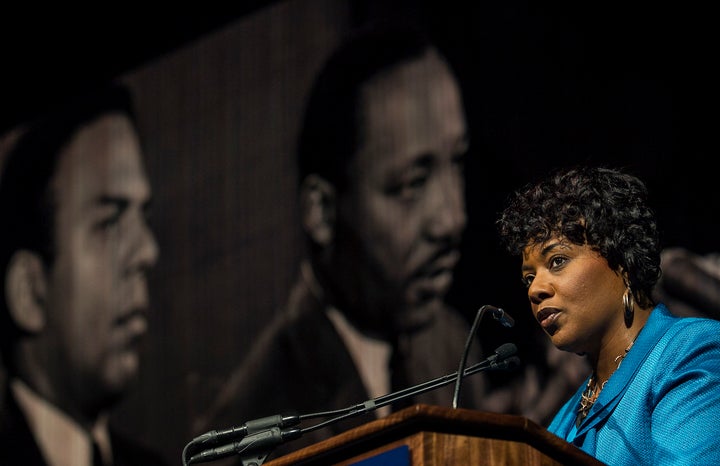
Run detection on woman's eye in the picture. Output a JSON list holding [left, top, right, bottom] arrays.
[[521, 275, 535, 288], [549, 256, 568, 269]]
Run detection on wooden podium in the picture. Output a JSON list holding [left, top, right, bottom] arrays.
[[264, 404, 604, 466]]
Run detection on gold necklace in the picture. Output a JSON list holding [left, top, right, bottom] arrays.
[[576, 339, 635, 425]]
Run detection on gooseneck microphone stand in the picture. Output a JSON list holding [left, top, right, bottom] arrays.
[[182, 305, 519, 466]]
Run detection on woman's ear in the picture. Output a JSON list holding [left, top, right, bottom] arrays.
[[5, 250, 48, 333], [624, 273, 632, 290], [299, 174, 336, 247]]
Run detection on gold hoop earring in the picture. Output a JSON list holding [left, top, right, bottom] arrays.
[[623, 289, 635, 325]]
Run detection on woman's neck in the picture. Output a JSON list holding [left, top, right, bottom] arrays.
[[594, 306, 651, 382]]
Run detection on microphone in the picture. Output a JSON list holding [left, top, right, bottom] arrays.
[[188, 427, 302, 464], [190, 412, 300, 447], [452, 305, 516, 409], [182, 345, 519, 465], [490, 355, 521, 371], [301, 342, 520, 433], [487, 342, 517, 363], [490, 306, 515, 328]]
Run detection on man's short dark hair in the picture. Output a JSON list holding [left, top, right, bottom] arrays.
[[296, 21, 438, 192]]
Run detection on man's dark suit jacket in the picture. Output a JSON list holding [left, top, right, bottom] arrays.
[[198, 273, 488, 461], [0, 383, 169, 465]]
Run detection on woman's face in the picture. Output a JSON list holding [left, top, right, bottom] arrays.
[[520, 237, 627, 356]]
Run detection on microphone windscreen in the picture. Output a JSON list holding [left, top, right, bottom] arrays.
[[495, 342, 517, 359]]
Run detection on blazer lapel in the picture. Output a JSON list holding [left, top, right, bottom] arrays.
[[576, 305, 674, 436]]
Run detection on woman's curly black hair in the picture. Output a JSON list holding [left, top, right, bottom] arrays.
[[496, 165, 661, 308]]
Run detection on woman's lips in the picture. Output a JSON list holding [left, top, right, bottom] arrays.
[[536, 307, 560, 329]]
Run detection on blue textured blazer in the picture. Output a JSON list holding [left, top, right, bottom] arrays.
[[548, 303, 720, 465]]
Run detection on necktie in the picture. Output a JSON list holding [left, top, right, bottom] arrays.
[[389, 341, 413, 411], [92, 439, 105, 466]]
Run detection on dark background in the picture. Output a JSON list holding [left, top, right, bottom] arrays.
[[1, 1, 715, 464], [2, 1, 713, 246]]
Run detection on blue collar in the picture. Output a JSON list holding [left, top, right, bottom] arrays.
[[574, 303, 675, 435]]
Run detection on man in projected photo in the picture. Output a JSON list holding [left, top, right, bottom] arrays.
[[194, 22, 498, 458], [653, 247, 720, 320], [0, 84, 167, 466]]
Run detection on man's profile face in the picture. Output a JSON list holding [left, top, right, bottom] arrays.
[[332, 49, 468, 334], [42, 113, 159, 410]]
